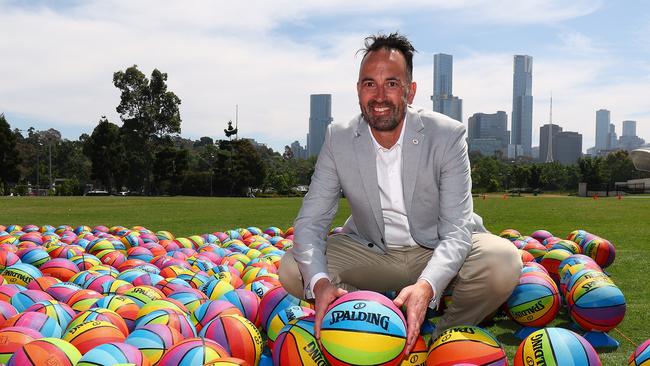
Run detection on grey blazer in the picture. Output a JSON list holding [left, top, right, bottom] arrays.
[[293, 106, 484, 301]]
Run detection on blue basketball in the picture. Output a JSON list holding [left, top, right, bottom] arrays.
[[77, 342, 148, 366], [515, 327, 600, 365]]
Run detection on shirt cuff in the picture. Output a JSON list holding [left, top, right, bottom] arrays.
[[306, 272, 330, 299], [417, 277, 439, 310]]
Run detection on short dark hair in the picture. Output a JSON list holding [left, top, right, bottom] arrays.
[[360, 32, 417, 81]]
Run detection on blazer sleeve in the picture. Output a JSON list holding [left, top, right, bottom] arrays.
[[418, 124, 474, 305], [292, 126, 342, 296]]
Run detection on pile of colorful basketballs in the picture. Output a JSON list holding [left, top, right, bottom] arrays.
[[0, 223, 648, 365]]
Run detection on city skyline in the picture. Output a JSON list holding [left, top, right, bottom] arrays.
[[1, 1, 649, 153]]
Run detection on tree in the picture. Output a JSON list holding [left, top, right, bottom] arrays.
[[213, 139, 265, 196], [0, 114, 20, 194], [282, 145, 294, 160], [577, 156, 604, 188], [152, 146, 189, 195], [83, 117, 125, 191], [113, 65, 182, 194]]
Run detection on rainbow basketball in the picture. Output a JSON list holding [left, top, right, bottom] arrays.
[[203, 357, 249, 365], [0, 326, 43, 364], [135, 308, 197, 338], [4, 311, 63, 338], [67, 308, 130, 338], [10, 289, 53, 312], [25, 299, 76, 331], [267, 305, 316, 346], [583, 238, 616, 268], [514, 327, 601, 365], [540, 249, 572, 283], [2, 263, 42, 286], [76, 342, 149, 366], [401, 335, 428, 366], [567, 277, 626, 332], [320, 291, 407, 366], [505, 272, 560, 327], [218, 288, 261, 326], [39, 258, 80, 281], [63, 320, 126, 354], [157, 337, 230, 366], [199, 314, 264, 365], [629, 338, 650, 365], [426, 325, 507, 365], [7, 337, 82, 366], [258, 285, 312, 332], [273, 315, 327, 366], [125, 324, 184, 366], [191, 299, 243, 332], [92, 294, 139, 331]]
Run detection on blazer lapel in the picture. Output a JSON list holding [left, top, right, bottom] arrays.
[[402, 108, 425, 215], [353, 118, 384, 236]]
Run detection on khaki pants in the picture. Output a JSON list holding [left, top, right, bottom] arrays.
[[279, 232, 521, 338]]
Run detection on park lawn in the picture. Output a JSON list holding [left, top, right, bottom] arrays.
[[0, 195, 647, 364]]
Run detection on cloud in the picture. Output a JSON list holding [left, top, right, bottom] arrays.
[[1, 0, 647, 154]]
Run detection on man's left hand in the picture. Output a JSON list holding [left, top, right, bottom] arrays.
[[392, 279, 434, 355]]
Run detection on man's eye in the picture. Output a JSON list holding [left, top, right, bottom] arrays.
[[387, 81, 398, 88], [363, 82, 375, 88]]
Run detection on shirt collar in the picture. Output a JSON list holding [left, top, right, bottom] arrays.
[[369, 117, 407, 152]]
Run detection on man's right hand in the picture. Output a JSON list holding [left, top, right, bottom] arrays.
[[313, 277, 347, 340]]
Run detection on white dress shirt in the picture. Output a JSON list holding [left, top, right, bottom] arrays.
[[308, 119, 418, 293]]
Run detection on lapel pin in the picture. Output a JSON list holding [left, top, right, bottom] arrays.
[[412, 139, 419, 145]]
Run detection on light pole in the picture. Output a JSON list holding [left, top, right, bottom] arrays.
[[224, 120, 238, 196]]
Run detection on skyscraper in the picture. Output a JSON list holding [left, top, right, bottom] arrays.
[[511, 55, 533, 157], [595, 109, 610, 151], [431, 53, 462, 122], [307, 94, 333, 157], [619, 120, 645, 150], [555, 131, 582, 165], [467, 111, 509, 157], [622, 120, 636, 137], [539, 123, 562, 163], [609, 123, 618, 150]]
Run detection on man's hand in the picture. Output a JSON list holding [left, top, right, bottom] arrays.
[[393, 280, 434, 355], [313, 278, 347, 340]]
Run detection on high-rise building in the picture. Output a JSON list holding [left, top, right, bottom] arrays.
[[622, 120, 636, 137], [595, 109, 610, 151], [511, 55, 533, 157], [539, 123, 582, 164], [290, 140, 307, 159], [539, 123, 563, 163], [431, 53, 463, 122], [307, 94, 333, 157], [467, 111, 509, 157], [608, 123, 618, 150], [619, 120, 645, 151], [555, 131, 582, 165]]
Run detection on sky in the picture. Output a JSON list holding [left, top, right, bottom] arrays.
[[1, 0, 649, 153]]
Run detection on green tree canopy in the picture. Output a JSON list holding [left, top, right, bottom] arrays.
[[0, 114, 20, 194], [83, 117, 125, 191], [113, 65, 182, 194]]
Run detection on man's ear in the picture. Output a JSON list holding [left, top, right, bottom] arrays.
[[407, 81, 417, 104]]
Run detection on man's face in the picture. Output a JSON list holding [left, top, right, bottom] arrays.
[[357, 48, 417, 131]]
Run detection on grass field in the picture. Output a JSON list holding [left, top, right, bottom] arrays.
[[0, 195, 648, 364]]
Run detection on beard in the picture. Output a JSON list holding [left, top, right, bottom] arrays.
[[360, 96, 408, 132]]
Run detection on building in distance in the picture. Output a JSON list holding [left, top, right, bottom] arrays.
[[539, 123, 582, 165], [511, 55, 534, 157], [467, 111, 509, 157], [307, 94, 333, 157], [431, 53, 462, 122]]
